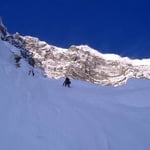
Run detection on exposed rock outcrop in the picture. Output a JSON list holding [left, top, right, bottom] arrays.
[[0, 16, 7, 37], [17, 35, 150, 86], [1, 16, 150, 86]]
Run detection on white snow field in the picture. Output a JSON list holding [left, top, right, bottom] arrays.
[[0, 39, 150, 150]]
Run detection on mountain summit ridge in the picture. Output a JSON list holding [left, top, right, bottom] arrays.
[[20, 35, 150, 86], [0, 17, 150, 86]]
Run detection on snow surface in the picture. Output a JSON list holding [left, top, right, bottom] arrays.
[[1, 39, 150, 150]]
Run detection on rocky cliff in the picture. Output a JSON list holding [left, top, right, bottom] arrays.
[[19, 35, 150, 86], [1, 16, 150, 86]]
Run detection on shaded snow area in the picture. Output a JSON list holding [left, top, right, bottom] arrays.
[[0, 39, 150, 150]]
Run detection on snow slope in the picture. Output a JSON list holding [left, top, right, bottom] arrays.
[[0, 39, 150, 150]]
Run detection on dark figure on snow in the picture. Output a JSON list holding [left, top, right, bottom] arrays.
[[63, 77, 71, 87], [28, 69, 34, 76], [28, 56, 35, 76]]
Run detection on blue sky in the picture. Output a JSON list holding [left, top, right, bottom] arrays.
[[1, 0, 150, 58]]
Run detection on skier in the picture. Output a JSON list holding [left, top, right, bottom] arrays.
[[63, 77, 71, 87]]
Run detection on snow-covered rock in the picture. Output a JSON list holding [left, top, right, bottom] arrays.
[[0, 16, 7, 37], [1, 36, 150, 150], [1, 16, 150, 87], [18, 35, 150, 86]]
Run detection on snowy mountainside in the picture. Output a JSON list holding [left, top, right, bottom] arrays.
[[0, 37, 150, 150], [1, 17, 150, 86], [0, 37, 43, 79], [19, 35, 150, 86]]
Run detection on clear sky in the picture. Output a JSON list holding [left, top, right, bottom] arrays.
[[1, 0, 150, 58]]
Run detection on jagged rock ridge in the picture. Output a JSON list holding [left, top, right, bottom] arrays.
[[19, 36, 150, 86], [1, 16, 150, 86], [0, 17, 35, 69]]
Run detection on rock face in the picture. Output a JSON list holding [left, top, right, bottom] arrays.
[[17, 35, 150, 86], [0, 16, 7, 37], [1, 15, 150, 86]]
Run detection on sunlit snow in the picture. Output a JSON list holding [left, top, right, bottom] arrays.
[[0, 39, 150, 150]]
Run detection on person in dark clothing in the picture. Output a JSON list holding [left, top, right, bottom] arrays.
[[63, 77, 71, 87], [28, 69, 35, 76]]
